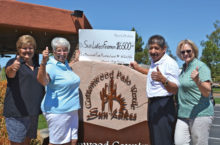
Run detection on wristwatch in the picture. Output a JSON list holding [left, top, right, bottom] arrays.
[[163, 78, 169, 86]]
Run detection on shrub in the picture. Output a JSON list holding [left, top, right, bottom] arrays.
[[0, 68, 6, 81], [0, 80, 10, 145]]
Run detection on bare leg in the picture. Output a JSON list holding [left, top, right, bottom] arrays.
[[10, 137, 31, 145], [10, 141, 21, 145], [23, 137, 31, 145], [71, 139, 77, 145], [48, 139, 77, 145], [49, 143, 70, 145]]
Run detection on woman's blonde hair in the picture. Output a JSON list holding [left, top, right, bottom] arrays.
[[176, 39, 198, 60], [16, 35, 36, 51]]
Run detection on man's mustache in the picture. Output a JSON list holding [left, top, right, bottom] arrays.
[[150, 53, 158, 57]]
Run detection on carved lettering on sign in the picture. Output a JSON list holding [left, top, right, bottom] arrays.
[[86, 70, 138, 121]]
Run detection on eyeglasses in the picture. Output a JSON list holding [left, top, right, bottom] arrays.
[[181, 50, 192, 55]]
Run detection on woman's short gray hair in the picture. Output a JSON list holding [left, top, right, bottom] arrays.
[[51, 37, 70, 52]]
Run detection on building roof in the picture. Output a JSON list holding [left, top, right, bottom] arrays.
[[0, 0, 92, 56], [0, 0, 92, 34]]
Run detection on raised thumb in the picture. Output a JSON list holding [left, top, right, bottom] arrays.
[[156, 66, 160, 72], [16, 55, 20, 61], [196, 66, 199, 71]]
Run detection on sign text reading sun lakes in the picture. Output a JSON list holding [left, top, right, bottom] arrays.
[[79, 29, 135, 64]]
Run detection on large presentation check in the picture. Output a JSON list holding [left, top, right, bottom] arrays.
[[79, 29, 135, 64]]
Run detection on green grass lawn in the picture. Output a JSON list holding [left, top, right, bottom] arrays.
[[213, 87, 220, 93], [38, 114, 47, 129], [213, 87, 220, 104], [214, 98, 220, 104]]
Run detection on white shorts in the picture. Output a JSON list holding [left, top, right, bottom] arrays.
[[44, 110, 79, 144]]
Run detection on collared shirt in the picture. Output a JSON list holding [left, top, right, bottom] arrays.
[[146, 53, 179, 98], [41, 56, 81, 114], [178, 58, 214, 118], [3, 57, 45, 117]]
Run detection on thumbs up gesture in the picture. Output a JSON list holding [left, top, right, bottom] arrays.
[[151, 66, 164, 82], [42, 47, 49, 64], [191, 66, 199, 82], [12, 55, 21, 72]]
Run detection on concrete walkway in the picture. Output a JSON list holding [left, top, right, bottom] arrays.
[[213, 92, 220, 98], [209, 105, 220, 145]]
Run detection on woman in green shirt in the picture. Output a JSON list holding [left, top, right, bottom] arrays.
[[174, 40, 214, 145]]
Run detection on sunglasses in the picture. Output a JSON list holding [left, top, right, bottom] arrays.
[[181, 49, 192, 55]]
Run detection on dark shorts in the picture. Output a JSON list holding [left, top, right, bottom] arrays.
[[5, 116, 38, 143]]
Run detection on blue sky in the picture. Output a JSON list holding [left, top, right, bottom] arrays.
[[1, 0, 220, 67]]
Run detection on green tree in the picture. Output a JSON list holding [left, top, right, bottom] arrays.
[[166, 44, 177, 61], [131, 27, 149, 64], [207, 20, 220, 48], [200, 21, 220, 81]]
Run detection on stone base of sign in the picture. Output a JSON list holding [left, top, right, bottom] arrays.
[[78, 121, 150, 144]]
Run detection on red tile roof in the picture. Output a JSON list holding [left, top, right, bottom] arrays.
[[0, 0, 92, 34]]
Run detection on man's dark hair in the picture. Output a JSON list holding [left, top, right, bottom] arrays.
[[148, 35, 166, 49]]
